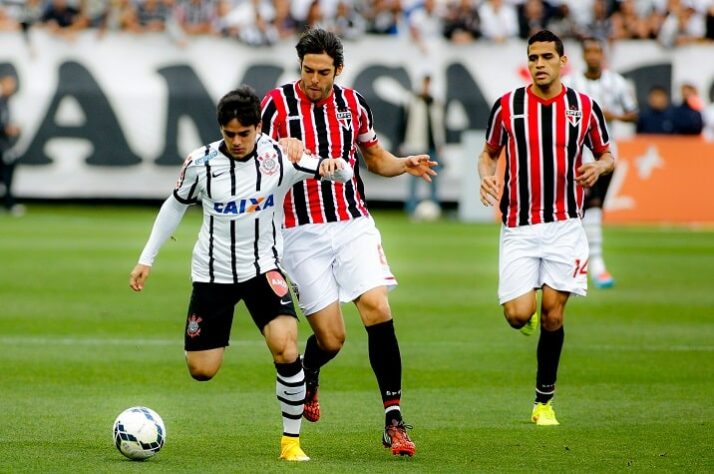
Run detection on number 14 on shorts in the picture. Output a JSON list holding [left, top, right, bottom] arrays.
[[573, 258, 589, 278]]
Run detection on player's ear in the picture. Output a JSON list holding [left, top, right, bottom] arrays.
[[560, 54, 568, 68], [335, 65, 344, 78]]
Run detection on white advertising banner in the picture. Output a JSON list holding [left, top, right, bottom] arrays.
[[1, 30, 712, 201]]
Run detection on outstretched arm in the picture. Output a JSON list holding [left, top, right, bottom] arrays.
[[478, 144, 502, 207], [360, 143, 438, 182], [291, 154, 354, 184], [129, 196, 188, 291]]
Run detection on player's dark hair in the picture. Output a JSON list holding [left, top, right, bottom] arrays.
[[581, 36, 604, 51], [528, 30, 564, 57], [296, 27, 344, 70], [217, 85, 261, 127]]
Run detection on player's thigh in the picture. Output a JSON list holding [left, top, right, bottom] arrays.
[[282, 226, 339, 315], [262, 315, 300, 363], [541, 219, 589, 297], [498, 225, 541, 305], [333, 217, 397, 304], [184, 282, 238, 351], [243, 270, 298, 331]]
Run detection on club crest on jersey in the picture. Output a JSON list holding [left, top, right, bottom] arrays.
[[258, 150, 279, 175], [186, 314, 202, 338], [337, 109, 352, 131], [566, 106, 582, 126], [214, 195, 275, 215], [266, 270, 289, 297]]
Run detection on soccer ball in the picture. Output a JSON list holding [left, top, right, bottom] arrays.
[[412, 199, 442, 222], [113, 406, 166, 460]]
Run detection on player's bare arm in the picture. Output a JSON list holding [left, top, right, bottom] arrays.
[[279, 137, 307, 163], [360, 143, 437, 181], [129, 264, 151, 292], [576, 150, 615, 188], [478, 144, 502, 206]]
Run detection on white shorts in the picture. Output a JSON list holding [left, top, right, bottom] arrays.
[[281, 216, 397, 315], [498, 219, 589, 304]]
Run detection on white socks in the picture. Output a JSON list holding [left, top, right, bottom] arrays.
[[583, 208, 606, 276]]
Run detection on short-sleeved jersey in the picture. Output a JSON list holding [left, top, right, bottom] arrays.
[[563, 70, 638, 134], [261, 81, 376, 228], [486, 85, 610, 228], [174, 134, 331, 283]]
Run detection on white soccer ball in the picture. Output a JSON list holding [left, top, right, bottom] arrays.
[[412, 199, 442, 221], [113, 406, 166, 460]]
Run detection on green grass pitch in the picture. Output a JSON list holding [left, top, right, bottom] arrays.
[[1, 205, 713, 472]]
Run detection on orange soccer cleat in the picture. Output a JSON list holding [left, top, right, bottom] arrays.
[[382, 420, 416, 457]]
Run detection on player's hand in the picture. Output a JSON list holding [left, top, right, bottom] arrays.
[[480, 175, 500, 206], [575, 162, 602, 188], [279, 138, 307, 163], [129, 264, 151, 292], [318, 158, 346, 179], [404, 154, 438, 182]]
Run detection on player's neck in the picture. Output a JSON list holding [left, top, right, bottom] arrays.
[[531, 81, 563, 100], [585, 68, 602, 80]]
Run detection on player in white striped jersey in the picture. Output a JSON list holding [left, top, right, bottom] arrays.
[[128, 86, 352, 462], [563, 37, 638, 289]]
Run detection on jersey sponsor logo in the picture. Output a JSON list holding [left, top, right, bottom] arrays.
[[258, 149, 278, 176], [186, 314, 203, 338], [193, 150, 218, 166], [337, 108, 352, 131], [213, 195, 274, 214], [566, 106, 582, 126], [266, 270, 289, 297]]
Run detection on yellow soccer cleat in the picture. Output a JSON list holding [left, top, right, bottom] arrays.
[[531, 401, 560, 426], [520, 312, 539, 336], [279, 436, 310, 461]]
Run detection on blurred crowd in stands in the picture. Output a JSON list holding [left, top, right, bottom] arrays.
[[1, 0, 714, 47], [0, 0, 711, 136]]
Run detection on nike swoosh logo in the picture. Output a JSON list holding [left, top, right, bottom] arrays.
[[280, 298, 292, 305], [284, 391, 301, 396], [212, 171, 225, 178]]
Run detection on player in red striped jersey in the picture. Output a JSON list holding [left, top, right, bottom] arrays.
[[261, 28, 437, 456], [478, 30, 615, 426]]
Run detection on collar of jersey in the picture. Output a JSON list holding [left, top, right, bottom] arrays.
[[527, 83, 567, 106], [294, 80, 334, 108]]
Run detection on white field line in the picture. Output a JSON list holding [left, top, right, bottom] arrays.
[[0, 336, 264, 347], [0, 336, 712, 352]]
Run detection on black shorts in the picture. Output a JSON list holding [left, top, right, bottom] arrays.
[[184, 270, 297, 351], [584, 172, 613, 209]]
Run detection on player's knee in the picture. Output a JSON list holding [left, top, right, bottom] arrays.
[[540, 311, 563, 331], [189, 369, 215, 381], [187, 363, 219, 381], [318, 333, 344, 354], [358, 299, 392, 326], [272, 345, 300, 365], [503, 308, 532, 328]]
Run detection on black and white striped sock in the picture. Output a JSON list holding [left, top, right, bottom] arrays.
[[275, 358, 305, 437]]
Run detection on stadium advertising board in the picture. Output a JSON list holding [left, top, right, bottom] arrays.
[[1, 31, 713, 222]]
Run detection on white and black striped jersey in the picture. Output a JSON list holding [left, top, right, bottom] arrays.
[[138, 133, 353, 283], [563, 70, 638, 132]]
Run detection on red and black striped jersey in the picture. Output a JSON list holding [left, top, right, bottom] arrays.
[[261, 81, 376, 228], [486, 85, 610, 228]]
